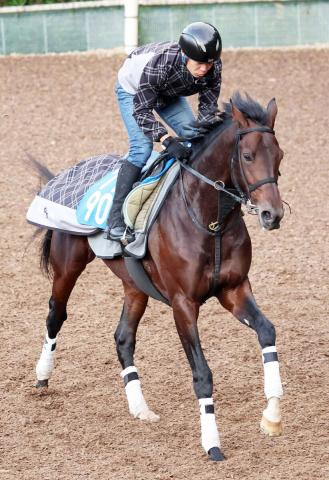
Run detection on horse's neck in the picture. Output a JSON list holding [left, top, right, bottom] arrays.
[[179, 122, 237, 226], [191, 122, 236, 184]]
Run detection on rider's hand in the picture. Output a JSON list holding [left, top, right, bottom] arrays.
[[161, 136, 191, 161]]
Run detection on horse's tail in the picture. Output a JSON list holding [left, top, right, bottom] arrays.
[[25, 153, 56, 277], [25, 152, 55, 183], [40, 229, 53, 278]]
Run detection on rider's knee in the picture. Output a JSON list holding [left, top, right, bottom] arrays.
[[128, 141, 153, 168]]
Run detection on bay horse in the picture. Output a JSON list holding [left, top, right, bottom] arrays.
[[34, 92, 285, 462]]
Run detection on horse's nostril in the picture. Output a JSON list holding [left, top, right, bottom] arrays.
[[261, 211, 272, 222]]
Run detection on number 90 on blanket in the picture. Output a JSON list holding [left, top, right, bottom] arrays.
[[76, 169, 119, 230]]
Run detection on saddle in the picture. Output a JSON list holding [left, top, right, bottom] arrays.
[[123, 156, 175, 231], [88, 156, 180, 260]]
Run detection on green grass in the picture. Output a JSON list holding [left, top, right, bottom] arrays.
[[0, 0, 92, 6]]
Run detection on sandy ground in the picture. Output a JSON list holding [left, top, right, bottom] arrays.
[[0, 47, 328, 480]]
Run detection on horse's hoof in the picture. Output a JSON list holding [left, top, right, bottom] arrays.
[[260, 415, 282, 436], [137, 410, 160, 422], [36, 379, 48, 388], [208, 447, 226, 461]]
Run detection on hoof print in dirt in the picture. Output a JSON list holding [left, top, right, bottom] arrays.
[[208, 447, 226, 461]]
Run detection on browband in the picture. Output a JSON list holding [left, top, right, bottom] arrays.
[[237, 126, 274, 136]]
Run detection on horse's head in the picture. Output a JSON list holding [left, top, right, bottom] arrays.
[[230, 93, 284, 230]]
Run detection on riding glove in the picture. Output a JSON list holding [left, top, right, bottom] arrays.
[[162, 136, 192, 161]]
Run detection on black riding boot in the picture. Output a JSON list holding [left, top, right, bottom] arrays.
[[105, 160, 141, 242]]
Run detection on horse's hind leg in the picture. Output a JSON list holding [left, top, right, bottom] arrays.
[[172, 295, 225, 461], [217, 278, 283, 436], [114, 282, 159, 422], [36, 232, 94, 388]]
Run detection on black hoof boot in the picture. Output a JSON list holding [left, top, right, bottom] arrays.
[[36, 379, 48, 388], [208, 447, 226, 461]]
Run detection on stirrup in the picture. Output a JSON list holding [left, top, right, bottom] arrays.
[[120, 227, 135, 246], [104, 226, 135, 245], [103, 225, 115, 240]]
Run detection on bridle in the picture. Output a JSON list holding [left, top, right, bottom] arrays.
[[230, 126, 277, 214], [178, 124, 278, 233]]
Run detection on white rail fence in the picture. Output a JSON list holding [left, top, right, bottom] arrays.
[[0, 0, 328, 55]]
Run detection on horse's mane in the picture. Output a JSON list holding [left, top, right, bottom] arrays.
[[224, 91, 268, 125], [190, 91, 268, 157], [190, 115, 231, 158]]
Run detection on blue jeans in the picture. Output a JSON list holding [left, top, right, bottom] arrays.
[[115, 82, 198, 168]]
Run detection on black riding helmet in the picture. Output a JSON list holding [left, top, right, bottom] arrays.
[[179, 22, 222, 63]]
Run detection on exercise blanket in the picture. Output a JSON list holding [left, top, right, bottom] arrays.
[[27, 153, 122, 234], [26, 151, 163, 235]]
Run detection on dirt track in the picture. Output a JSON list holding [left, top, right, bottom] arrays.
[[0, 47, 329, 480]]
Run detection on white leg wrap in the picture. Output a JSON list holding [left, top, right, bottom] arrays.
[[36, 334, 57, 381], [199, 398, 221, 453], [262, 346, 283, 400], [121, 366, 149, 418], [263, 396, 281, 423]]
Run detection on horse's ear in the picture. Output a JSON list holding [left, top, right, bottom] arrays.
[[230, 99, 249, 128], [266, 98, 277, 129]]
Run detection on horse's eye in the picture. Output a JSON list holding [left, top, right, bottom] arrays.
[[243, 152, 253, 162]]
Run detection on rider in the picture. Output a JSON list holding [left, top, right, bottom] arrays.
[[106, 21, 223, 242]]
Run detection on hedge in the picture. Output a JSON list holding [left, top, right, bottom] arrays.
[[0, 0, 91, 6]]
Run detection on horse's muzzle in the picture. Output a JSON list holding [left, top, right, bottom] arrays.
[[259, 207, 284, 230]]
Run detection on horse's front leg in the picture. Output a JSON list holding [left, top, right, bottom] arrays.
[[114, 281, 159, 422], [217, 278, 283, 436], [172, 295, 225, 461]]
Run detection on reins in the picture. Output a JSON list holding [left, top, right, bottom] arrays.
[[178, 160, 243, 203]]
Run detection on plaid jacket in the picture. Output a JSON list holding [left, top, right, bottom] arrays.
[[118, 42, 222, 141]]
